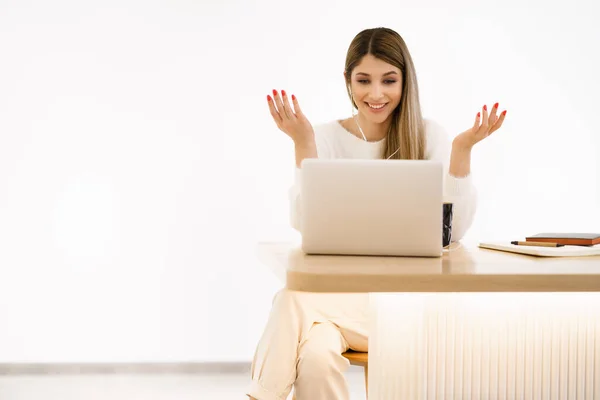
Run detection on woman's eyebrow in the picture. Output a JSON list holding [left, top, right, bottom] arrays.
[[355, 71, 399, 77]]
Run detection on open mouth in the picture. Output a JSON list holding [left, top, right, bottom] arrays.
[[366, 102, 388, 112]]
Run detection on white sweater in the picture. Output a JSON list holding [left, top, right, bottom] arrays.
[[289, 119, 478, 242]]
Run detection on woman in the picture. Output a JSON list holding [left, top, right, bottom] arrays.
[[247, 27, 506, 400]]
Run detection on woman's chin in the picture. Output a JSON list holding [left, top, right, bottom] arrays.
[[361, 111, 392, 124]]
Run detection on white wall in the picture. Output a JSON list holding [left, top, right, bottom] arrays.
[[0, 0, 598, 362]]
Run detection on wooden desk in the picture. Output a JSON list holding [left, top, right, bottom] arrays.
[[258, 242, 600, 399], [283, 243, 600, 292]]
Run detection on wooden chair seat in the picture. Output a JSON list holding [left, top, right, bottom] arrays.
[[343, 350, 368, 398], [342, 350, 368, 367]]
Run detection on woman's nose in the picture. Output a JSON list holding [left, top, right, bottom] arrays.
[[369, 85, 384, 100]]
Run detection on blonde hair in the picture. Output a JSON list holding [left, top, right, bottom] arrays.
[[344, 27, 426, 160]]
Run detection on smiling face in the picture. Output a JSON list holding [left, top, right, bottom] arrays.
[[348, 54, 403, 125]]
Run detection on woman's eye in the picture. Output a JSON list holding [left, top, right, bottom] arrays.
[[357, 79, 396, 84], [356, 79, 397, 84]]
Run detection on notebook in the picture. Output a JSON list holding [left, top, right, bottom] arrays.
[[525, 233, 600, 246], [478, 241, 600, 257]]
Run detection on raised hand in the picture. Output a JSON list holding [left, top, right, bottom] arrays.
[[267, 89, 315, 146], [453, 103, 507, 150]]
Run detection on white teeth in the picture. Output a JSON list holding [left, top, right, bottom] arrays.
[[368, 103, 386, 109]]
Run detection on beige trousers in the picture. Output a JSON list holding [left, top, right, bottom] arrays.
[[246, 289, 369, 400]]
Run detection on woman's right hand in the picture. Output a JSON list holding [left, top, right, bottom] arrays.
[[267, 89, 315, 146]]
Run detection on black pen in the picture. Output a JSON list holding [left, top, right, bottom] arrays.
[[511, 241, 565, 247]]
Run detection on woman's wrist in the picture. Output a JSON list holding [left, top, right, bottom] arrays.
[[294, 140, 318, 167], [449, 141, 472, 178]]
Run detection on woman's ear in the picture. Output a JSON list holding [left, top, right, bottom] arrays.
[[344, 72, 350, 92]]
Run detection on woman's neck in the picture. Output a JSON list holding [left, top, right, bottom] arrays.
[[343, 113, 390, 142]]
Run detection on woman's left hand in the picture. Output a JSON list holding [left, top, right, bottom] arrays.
[[452, 103, 507, 150]]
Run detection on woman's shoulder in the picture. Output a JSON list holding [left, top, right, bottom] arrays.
[[423, 118, 449, 139], [312, 119, 346, 145], [423, 118, 452, 159], [423, 118, 451, 146], [313, 119, 343, 135]]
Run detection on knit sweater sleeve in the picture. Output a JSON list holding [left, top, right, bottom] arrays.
[[288, 126, 333, 232], [424, 119, 478, 242]]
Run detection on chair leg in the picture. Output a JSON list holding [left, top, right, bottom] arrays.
[[364, 365, 369, 399]]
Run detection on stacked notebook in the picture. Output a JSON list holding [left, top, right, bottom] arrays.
[[479, 233, 600, 257], [524, 233, 600, 246]]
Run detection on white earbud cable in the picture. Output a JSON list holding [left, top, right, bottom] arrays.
[[351, 89, 399, 159]]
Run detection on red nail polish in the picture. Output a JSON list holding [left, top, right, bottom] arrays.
[[477, 112, 481, 118], [494, 102, 499, 109], [292, 94, 296, 100], [273, 89, 277, 95], [267, 95, 272, 101], [502, 110, 507, 116], [483, 105, 487, 111], [282, 90, 286, 96]]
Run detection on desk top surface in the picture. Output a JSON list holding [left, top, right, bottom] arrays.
[[258, 242, 600, 292]]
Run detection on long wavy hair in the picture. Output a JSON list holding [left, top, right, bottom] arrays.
[[344, 27, 426, 160]]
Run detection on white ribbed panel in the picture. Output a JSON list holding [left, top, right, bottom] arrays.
[[369, 293, 600, 400]]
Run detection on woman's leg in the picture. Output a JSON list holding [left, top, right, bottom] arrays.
[[246, 289, 368, 400], [294, 321, 351, 399]]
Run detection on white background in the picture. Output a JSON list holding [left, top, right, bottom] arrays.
[[0, 0, 598, 362]]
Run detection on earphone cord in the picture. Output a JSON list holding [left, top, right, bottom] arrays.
[[353, 113, 401, 160], [387, 147, 400, 159], [352, 114, 368, 141]]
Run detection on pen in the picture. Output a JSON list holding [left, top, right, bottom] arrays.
[[511, 241, 565, 247]]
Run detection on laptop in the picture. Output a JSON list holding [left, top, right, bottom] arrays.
[[300, 158, 444, 257]]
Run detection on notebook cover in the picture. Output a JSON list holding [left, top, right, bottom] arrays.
[[525, 233, 600, 246], [479, 241, 600, 257]]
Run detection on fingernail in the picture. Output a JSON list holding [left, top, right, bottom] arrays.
[[282, 90, 286, 96], [483, 105, 487, 111], [502, 110, 507, 116], [494, 102, 499, 109], [477, 112, 480, 118], [273, 89, 277, 95], [292, 94, 296, 100], [267, 95, 272, 102]]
